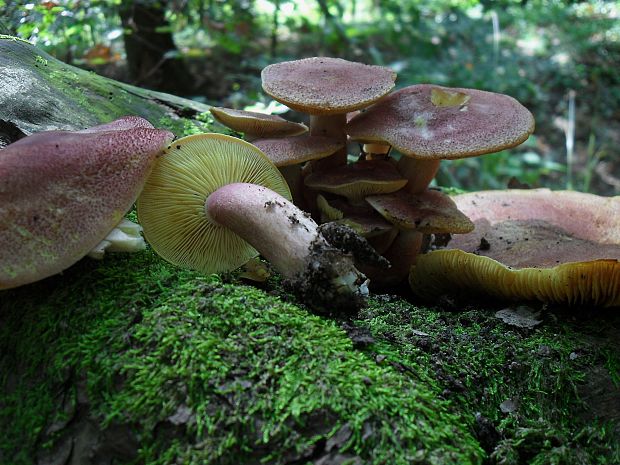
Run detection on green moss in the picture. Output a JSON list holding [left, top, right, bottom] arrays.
[[354, 298, 620, 464], [0, 251, 483, 464]]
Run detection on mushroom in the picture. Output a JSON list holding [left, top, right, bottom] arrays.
[[88, 218, 146, 259], [316, 194, 397, 255], [261, 57, 396, 171], [362, 189, 474, 286], [409, 189, 620, 307], [0, 116, 173, 289], [304, 159, 408, 204], [209, 107, 308, 140], [346, 84, 535, 193], [253, 134, 344, 208], [136, 133, 369, 312]]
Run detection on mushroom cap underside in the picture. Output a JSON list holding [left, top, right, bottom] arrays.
[[137, 133, 291, 275], [409, 189, 620, 307], [410, 251, 620, 307], [346, 84, 535, 159], [209, 107, 308, 138], [304, 159, 407, 201]]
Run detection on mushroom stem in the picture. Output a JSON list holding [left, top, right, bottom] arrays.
[[369, 230, 423, 287], [206, 182, 368, 311], [397, 157, 441, 194], [278, 164, 306, 210], [310, 114, 348, 171]]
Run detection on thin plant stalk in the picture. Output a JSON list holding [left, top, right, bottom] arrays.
[[566, 89, 576, 190]]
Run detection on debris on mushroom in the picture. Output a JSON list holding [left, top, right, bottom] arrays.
[[209, 106, 308, 140], [409, 189, 620, 307], [137, 133, 369, 312], [346, 84, 535, 193], [0, 116, 173, 289]]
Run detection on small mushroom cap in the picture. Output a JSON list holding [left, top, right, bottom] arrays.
[[347, 84, 535, 159], [209, 107, 308, 138], [0, 116, 173, 289], [316, 195, 393, 237], [304, 159, 408, 202], [409, 189, 620, 307], [253, 134, 344, 167], [261, 57, 396, 115], [136, 133, 291, 275], [366, 189, 474, 234]]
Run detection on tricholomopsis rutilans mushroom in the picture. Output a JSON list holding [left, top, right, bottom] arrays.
[[136, 133, 371, 312], [0, 116, 173, 289], [346, 84, 536, 195], [343, 84, 535, 285], [261, 57, 396, 171], [409, 189, 620, 307], [209, 107, 308, 140]]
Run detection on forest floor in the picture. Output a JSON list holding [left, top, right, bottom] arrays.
[[1, 249, 618, 465]]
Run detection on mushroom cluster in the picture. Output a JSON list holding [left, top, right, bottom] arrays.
[[211, 57, 535, 286], [136, 133, 371, 312]]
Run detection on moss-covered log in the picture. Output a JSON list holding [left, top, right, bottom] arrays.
[[0, 251, 484, 465], [1, 248, 618, 464], [0, 35, 215, 146], [0, 34, 618, 465]]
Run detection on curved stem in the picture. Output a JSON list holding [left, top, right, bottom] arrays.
[[206, 183, 368, 311]]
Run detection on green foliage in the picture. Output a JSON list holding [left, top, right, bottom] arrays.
[[1, 0, 618, 193], [355, 298, 620, 464]]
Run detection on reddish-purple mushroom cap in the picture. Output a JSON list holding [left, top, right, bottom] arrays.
[[0, 116, 173, 289], [261, 57, 396, 115], [365, 189, 474, 234], [346, 84, 535, 159], [253, 134, 344, 167]]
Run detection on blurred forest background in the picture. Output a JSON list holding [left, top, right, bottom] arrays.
[[1, 0, 619, 195]]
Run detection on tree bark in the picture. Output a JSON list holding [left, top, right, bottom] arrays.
[[119, 1, 194, 95]]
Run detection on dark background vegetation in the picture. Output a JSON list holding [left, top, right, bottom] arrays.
[[2, 0, 619, 195]]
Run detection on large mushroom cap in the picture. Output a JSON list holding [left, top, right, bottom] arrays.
[[136, 133, 291, 275], [0, 116, 173, 290], [346, 84, 535, 159], [409, 189, 620, 307], [261, 57, 396, 115], [209, 107, 308, 138]]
